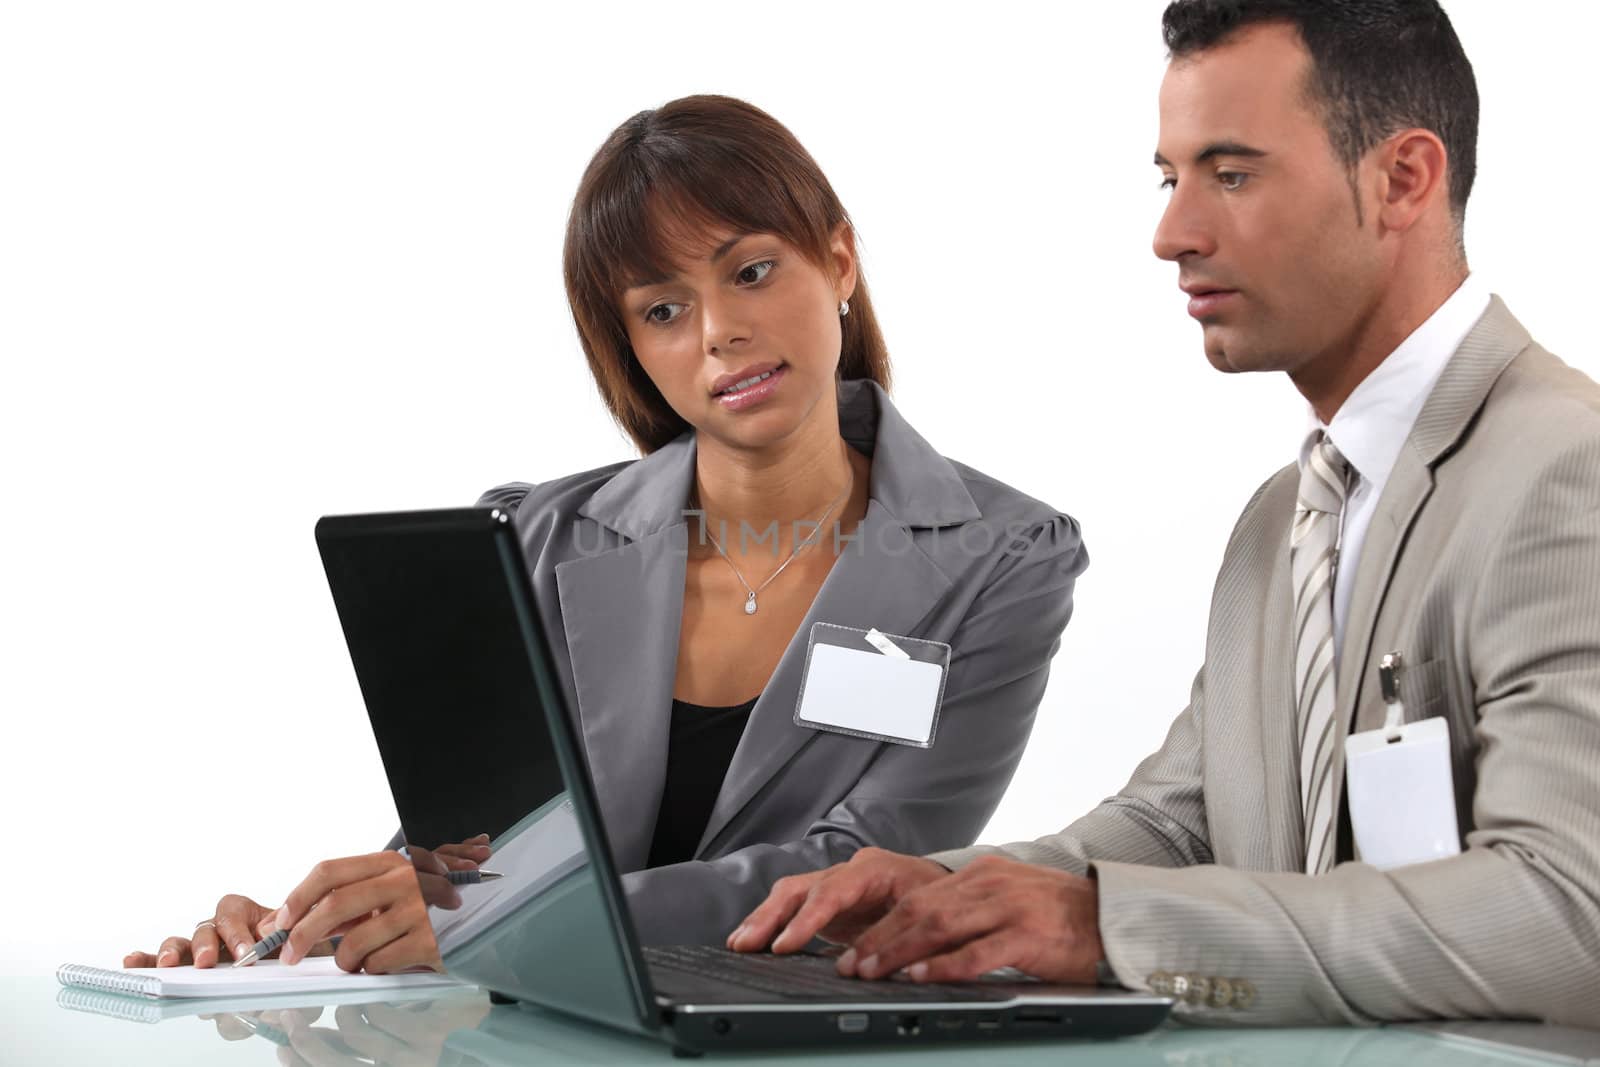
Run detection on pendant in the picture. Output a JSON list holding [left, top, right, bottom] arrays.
[[744, 592, 758, 615]]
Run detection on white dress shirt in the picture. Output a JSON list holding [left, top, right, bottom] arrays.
[[1299, 273, 1491, 660]]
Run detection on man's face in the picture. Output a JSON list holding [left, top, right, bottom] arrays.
[[1153, 23, 1384, 376]]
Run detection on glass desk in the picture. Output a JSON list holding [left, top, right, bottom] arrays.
[[9, 977, 1598, 1066]]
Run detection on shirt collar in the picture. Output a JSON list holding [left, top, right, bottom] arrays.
[[1299, 273, 1492, 485]]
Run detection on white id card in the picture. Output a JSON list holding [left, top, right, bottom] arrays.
[[1344, 716, 1461, 870], [794, 624, 950, 747]]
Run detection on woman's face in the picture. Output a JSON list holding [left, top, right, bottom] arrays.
[[619, 223, 857, 451]]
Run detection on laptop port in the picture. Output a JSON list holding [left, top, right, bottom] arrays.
[[975, 1016, 1003, 1031], [934, 1017, 966, 1031], [1013, 1011, 1063, 1026], [895, 1014, 921, 1036], [837, 1013, 869, 1034]]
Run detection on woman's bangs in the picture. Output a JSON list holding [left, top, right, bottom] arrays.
[[591, 171, 823, 299]]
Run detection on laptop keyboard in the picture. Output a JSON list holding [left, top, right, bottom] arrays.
[[644, 945, 1014, 1004]]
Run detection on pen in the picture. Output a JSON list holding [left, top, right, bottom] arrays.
[[233, 929, 288, 968], [235, 1015, 291, 1047], [396, 844, 499, 884], [233, 870, 501, 967]]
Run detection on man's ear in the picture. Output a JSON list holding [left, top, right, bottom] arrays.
[[1374, 128, 1449, 235]]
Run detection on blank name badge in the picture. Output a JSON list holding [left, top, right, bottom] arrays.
[[794, 642, 947, 747], [1344, 716, 1462, 870]]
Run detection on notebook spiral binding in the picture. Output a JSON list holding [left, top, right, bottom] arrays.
[[56, 963, 160, 998]]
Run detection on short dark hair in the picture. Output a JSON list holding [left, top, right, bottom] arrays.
[[564, 95, 891, 454], [1162, 0, 1478, 226]]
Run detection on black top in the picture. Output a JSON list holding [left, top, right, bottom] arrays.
[[646, 694, 760, 869]]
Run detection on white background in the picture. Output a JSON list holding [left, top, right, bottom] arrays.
[[3, 2, 1596, 977]]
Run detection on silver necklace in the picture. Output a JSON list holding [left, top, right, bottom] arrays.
[[700, 480, 852, 616]]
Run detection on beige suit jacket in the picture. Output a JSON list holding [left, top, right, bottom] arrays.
[[933, 297, 1600, 1027]]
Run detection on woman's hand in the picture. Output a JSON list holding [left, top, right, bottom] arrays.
[[275, 852, 444, 975], [410, 833, 493, 909], [122, 834, 488, 973], [432, 833, 492, 871], [124, 893, 300, 969]]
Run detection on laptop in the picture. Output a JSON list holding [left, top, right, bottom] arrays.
[[315, 507, 1174, 1053]]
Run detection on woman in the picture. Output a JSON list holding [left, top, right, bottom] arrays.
[[127, 95, 1085, 973]]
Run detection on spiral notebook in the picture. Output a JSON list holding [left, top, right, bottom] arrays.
[[57, 958, 464, 1000], [57, 980, 469, 1024]]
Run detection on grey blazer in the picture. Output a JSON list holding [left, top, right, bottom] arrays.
[[935, 297, 1600, 1027], [483, 379, 1086, 944]]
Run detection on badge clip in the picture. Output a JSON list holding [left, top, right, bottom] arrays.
[[1378, 651, 1405, 740], [865, 627, 911, 660]]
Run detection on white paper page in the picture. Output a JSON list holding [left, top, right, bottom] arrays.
[[63, 957, 464, 999]]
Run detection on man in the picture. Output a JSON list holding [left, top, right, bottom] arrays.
[[728, 0, 1600, 1027]]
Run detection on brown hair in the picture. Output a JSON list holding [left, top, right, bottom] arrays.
[[563, 95, 892, 453]]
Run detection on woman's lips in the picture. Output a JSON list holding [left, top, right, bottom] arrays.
[[715, 364, 787, 411]]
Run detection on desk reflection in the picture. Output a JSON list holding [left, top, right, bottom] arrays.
[[51, 978, 1587, 1066], [437, 1008, 1575, 1067], [202, 997, 491, 1067]]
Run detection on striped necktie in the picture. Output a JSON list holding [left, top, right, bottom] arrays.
[[1292, 433, 1352, 874]]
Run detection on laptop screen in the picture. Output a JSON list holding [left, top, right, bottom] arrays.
[[316, 509, 655, 1034], [317, 510, 563, 847]]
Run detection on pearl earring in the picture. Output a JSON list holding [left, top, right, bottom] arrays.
[[839, 299, 850, 317]]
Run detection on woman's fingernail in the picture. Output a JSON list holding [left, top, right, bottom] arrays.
[[908, 962, 929, 982], [859, 953, 880, 978], [275, 907, 290, 929], [837, 948, 857, 973], [728, 925, 747, 947], [281, 944, 298, 965], [158, 948, 175, 962], [235, 942, 252, 960]]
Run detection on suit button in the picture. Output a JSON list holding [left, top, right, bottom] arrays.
[[1209, 977, 1234, 1008], [1231, 979, 1256, 1009], [1147, 970, 1173, 996], [1170, 974, 1190, 999], [1184, 975, 1211, 1005]]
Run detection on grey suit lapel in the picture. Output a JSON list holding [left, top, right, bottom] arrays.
[[694, 380, 980, 855], [554, 380, 979, 868], [694, 500, 957, 854], [554, 434, 698, 873], [1328, 296, 1532, 820]]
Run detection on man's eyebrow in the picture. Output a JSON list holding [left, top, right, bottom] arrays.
[[1153, 142, 1269, 167]]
